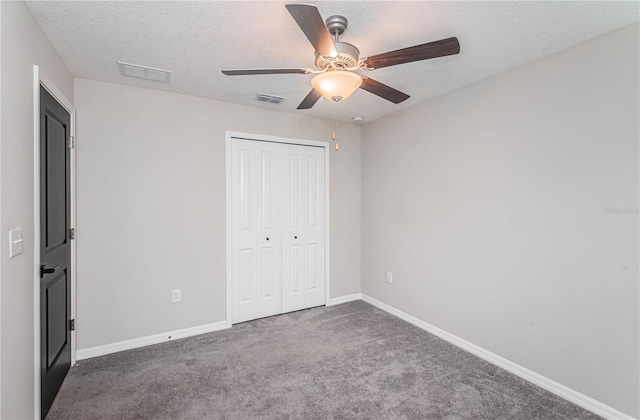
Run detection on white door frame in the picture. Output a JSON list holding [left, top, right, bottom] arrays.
[[225, 131, 330, 327], [33, 65, 77, 419]]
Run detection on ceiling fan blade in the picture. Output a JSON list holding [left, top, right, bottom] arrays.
[[360, 78, 410, 104], [285, 4, 338, 58], [297, 89, 322, 110], [222, 68, 311, 76], [364, 37, 460, 69]]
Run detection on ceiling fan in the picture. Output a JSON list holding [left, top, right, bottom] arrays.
[[222, 4, 460, 110]]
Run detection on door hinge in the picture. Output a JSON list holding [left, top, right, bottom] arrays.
[[68, 135, 75, 149], [69, 228, 75, 240], [69, 319, 75, 331]]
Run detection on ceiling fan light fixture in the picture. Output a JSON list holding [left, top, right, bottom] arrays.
[[311, 70, 362, 102]]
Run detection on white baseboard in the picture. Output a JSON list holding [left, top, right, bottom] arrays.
[[360, 294, 635, 420], [76, 321, 228, 361], [78, 294, 361, 361], [328, 293, 362, 306]]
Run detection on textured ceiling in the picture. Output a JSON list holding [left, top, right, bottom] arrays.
[[27, 1, 639, 123]]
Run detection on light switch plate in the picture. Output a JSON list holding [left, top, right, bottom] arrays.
[[9, 228, 23, 258]]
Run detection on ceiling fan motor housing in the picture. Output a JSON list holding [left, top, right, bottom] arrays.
[[315, 41, 360, 70]]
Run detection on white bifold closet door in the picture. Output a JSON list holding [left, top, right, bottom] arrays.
[[282, 144, 325, 312], [231, 139, 283, 323], [231, 139, 325, 324]]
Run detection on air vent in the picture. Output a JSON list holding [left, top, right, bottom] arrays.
[[118, 61, 171, 83], [256, 93, 286, 104]]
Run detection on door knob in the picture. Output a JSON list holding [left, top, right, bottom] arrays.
[[294, 236, 298, 239], [266, 237, 269, 241], [40, 264, 59, 277]]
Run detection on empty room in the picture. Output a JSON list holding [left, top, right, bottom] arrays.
[[0, 1, 638, 419]]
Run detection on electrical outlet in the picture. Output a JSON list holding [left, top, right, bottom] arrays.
[[171, 289, 181, 303], [386, 272, 393, 284]]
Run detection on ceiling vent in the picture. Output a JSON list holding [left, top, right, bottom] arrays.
[[256, 93, 286, 104], [118, 61, 172, 83]]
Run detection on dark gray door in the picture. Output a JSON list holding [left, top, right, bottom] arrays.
[[40, 85, 71, 419]]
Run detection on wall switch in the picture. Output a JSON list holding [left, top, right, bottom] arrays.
[[171, 289, 181, 303], [386, 272, 393, 284], [9, 228, 23, 258]]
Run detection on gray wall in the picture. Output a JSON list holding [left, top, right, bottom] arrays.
[[361, 23, 639, 417], [74, 78, 362, 349], [0, 1, 74, 418]]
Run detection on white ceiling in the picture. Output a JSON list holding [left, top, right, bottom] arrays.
[[27, 1, 639, 123]]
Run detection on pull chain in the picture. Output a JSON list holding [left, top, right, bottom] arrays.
[[332, 102, 339, 151]]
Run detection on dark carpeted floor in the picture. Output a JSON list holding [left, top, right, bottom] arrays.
[[47, 301, 601, 419]]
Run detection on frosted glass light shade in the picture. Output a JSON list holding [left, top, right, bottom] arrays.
[[311, 71, 362, 102]]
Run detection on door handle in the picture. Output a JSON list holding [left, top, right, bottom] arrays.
[[40, 264, 59, 277]]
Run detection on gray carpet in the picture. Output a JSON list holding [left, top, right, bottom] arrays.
[[48, 301, 601, 419]]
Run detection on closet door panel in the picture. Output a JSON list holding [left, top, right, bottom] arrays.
[[282, 144, 325, 312], [232, 143, 258, 323], [256, 147, 283, 318], [231, 140, 282, 323], [304, 147, 325, 308], [282, 146, 307, 313]]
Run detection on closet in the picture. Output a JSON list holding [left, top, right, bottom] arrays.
[[230, 138, 326, 324]]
